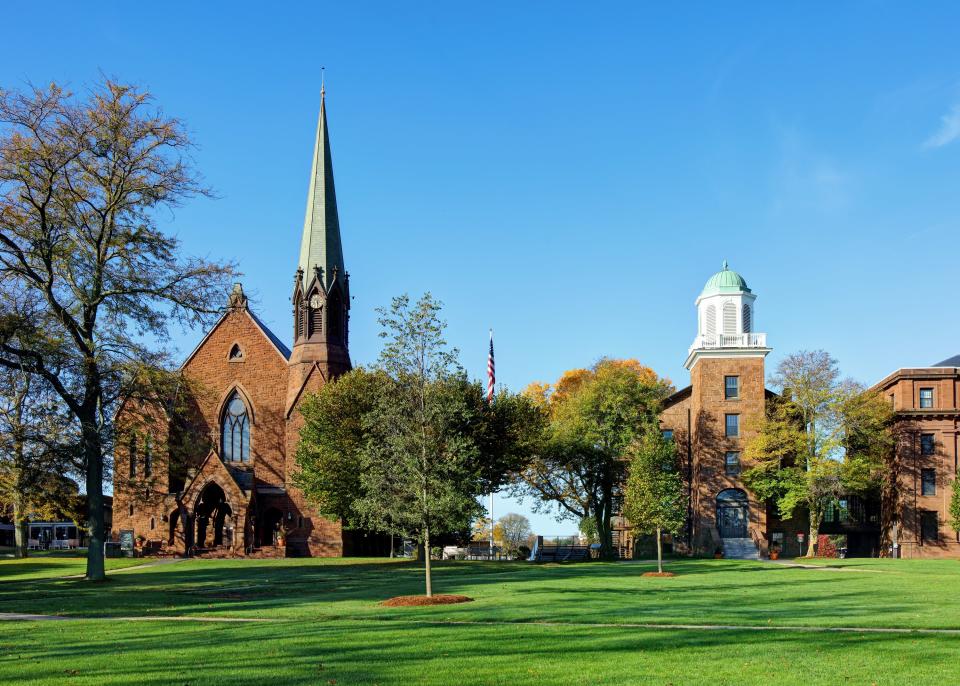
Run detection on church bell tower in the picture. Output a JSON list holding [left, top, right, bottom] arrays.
[[289, 86, 351, 377]]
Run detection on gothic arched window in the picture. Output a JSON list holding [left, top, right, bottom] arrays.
[[295, 295, 304, 340], [705, 304, 716, 337], [742, 304, 752, 334], [221, 392, 250, 463], [144, 435, 153, 478], [128, 435, 138, 478], [722, 302, 737, 334], [309, 292, 323, 337]]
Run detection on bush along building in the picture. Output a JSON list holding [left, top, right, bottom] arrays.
[[112, 90, 387, 557], [873, 356, 960, 558]]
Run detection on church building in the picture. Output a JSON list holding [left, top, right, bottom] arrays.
[[111, 89, 377, 557]]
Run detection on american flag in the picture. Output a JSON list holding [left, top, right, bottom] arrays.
[[486, 329, 495, 403]]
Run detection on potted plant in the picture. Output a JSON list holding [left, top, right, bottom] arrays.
[[714, 546, 723, 559], [769, 544, 781, 560]]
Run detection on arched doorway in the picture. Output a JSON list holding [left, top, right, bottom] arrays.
[[258, 507, 284, 547], [194, 482, 233, 548], [716, 489, 749, 538]]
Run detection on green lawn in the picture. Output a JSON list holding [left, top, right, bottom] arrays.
[[1, 556, 958, 684]]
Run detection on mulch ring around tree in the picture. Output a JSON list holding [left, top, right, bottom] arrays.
[[380, 594, 474, 607], [642, 572, 676, 578]]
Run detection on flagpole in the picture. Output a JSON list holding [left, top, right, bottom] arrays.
[[487, 328, 495, 560]]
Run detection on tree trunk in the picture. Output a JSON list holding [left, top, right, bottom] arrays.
[[423, 524, 432, 598], [594, 507, 611, 560], [82, 420, 106, 581], [806, 505, 821, 558], [656, 526, 663, 574], [13, 500, 28, 559]]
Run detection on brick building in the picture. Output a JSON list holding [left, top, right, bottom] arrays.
[[872, 357, 960, 558], [614, 264, 821, 559], [111, 90, 381, 557]]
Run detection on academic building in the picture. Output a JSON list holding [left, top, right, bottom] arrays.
[[614, 265, 886, 560], [111, 90, 386, 557], [872, 357, 960, 558]]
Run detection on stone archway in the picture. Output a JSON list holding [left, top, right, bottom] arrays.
[[194, 482, 234, 549], [716, 488, 749, 538]]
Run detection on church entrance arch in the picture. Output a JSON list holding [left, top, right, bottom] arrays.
[[716, 489, 749, 538], [194, 482, 233, 548]]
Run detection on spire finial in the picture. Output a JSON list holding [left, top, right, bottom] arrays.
[[320, 66, 325, 99], [722, 260, 729, 271]]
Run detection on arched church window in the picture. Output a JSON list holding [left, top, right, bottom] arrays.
[[295, 295, 304, 340], [221, 392, 250, 463], [742, 304, 752, 334], [128, 435, 138, 478], [722, 302, 737, 334], [229, 343, 243, 361], [309, 292, 323, 337], [705, 304, 716, 337], [144, 435, 153, 478]]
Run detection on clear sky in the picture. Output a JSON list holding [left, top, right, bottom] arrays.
[[5, 3, 959, 535]]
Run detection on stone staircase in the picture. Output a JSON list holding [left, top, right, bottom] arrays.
[[721, 537, 759, 560]]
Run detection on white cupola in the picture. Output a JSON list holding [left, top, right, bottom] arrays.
[[685, 261, 770, 369]]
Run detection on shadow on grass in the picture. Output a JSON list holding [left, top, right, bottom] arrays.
[[1, 615, 957, 685]]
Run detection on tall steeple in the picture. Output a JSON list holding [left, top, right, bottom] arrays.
[[297, 85, 345, 291], [290, 86, 351, 377]]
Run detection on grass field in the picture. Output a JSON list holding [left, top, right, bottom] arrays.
[[0, 556, 958, 685]]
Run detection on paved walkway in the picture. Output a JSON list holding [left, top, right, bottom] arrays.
[[406, 618, 960, 636]]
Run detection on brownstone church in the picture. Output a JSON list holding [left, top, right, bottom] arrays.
[[111, 89, 375, 557]]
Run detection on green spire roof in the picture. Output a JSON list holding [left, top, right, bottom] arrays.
[[298, 87, 345, 291], [700, 261, 750, 297]]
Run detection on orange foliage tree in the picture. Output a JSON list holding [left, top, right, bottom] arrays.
[[512, 358, 672, 558]]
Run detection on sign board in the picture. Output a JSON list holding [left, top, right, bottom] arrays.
[[797, 532, 805, 543], [119, 529, 135, 551]]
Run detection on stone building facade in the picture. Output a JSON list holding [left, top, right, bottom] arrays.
[[111, 90, 372, 557], [872, 359, 960, 558], [613, 264, 781, 558]]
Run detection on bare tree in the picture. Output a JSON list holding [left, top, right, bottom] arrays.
[[0, 80, 234, 579]]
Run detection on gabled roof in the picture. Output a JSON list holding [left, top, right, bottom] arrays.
[[249, 310, 291, 359], [180, 304, 290, 370]]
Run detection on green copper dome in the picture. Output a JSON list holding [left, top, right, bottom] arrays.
[[700, 261, 751, 297]]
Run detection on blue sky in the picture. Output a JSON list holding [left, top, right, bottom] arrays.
[[5, 3, 960, 535]]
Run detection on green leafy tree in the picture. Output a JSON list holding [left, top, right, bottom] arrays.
[[0, 80, 235, 579], [949, 479, 960, 536], [296, 293, 540, 596], [0, 367, 79, 557], [742, 351, 892, 557], [622, 427, 686, 573], [514, 359, 672, 559]]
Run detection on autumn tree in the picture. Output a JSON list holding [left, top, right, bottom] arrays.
[[296, 294, 540, 596], [0, 366, 79, 557], [742, 351, 892, 557], [514, 359, 672, 559], [495, 512, 533, 558], [623, 426, 685, 573], [0, 80, 235, 580]]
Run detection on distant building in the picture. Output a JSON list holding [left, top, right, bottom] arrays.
[[872, 357, 960, 558]]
